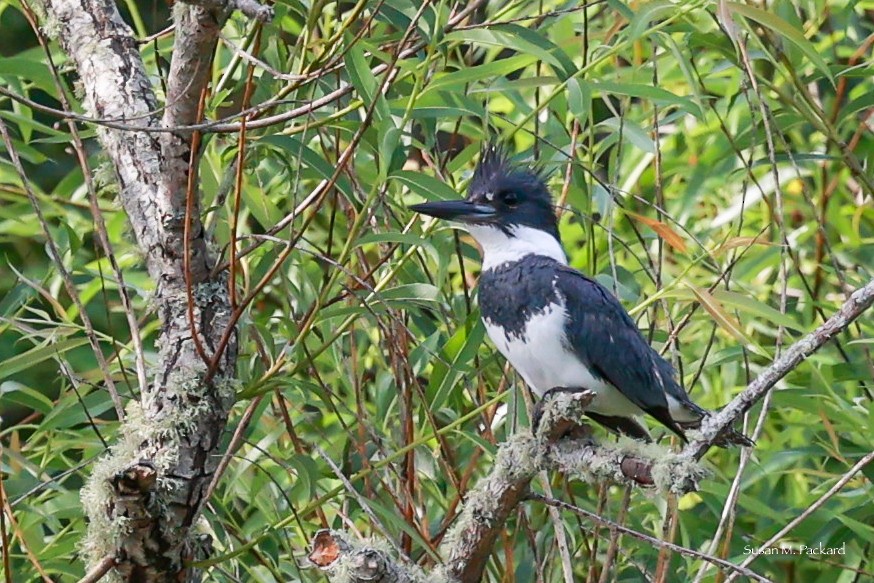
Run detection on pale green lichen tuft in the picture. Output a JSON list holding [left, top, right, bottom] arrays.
[[72, 79, 86, 104], [194, 280, 229, 308], [145, 369, 232, 441], [78, 370, 229, 574], [29, 1, 57, 39], [651, 454, 710, 495], [495, 432, 541, 481], [682, 427, 705, 443], [431, 565, 464, 583], [79, 402, 152, 579], [438, 505, 471, 562], [93, 161, 120, 198], [439, 433, 540, 569], [324, 533, 429, 582], [548, 434, 708, 495]]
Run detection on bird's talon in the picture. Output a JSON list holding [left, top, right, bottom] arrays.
[[533, 387, 594, 439]]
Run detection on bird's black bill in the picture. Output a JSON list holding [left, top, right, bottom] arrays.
[[409, 200, 495, 223]]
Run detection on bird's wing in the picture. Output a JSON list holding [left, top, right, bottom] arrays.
[[554, 266, 688, 438]]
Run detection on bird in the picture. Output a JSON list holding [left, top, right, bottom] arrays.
[[410, 144, 752, 447]]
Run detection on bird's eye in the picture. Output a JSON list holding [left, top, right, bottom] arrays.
[[500, 190, 518, 206]]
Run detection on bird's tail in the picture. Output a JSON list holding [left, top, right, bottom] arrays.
[[669, 388, 755, 448]]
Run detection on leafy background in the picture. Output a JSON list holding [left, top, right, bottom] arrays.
[[1, 0, 873, 581]]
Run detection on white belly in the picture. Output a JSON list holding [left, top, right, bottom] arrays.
[[484, 303, 643, 418]]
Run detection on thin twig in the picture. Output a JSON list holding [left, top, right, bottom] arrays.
[[182, 87, 212, 367], [203, 396, 264, 501], [0, 462, 12, 583], [539, 471, 575, 583], [0, 119, 126, 419], [0, 470, 53, 583], [728, 451, 874, 580], [531, 495, 772, 583], [313, 446, 407, 559], [597, 486, 631, 583], [76, 556, 115, 583], [228, 29, 261, 311]]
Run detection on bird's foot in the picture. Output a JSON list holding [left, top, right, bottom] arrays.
[[533, 387, 595, 441]]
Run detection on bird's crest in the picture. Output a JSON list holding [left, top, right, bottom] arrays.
[[470, 143, 551, 202]]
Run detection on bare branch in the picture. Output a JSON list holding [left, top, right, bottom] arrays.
[[309, 391, 692, 583], [437, 431, 545, 583], [682, 276, 874, 461], [315, 274, 874, 580], [315, 446, 407, 558]]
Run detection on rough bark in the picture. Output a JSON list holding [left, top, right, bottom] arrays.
[[42, 0, 269, 579]]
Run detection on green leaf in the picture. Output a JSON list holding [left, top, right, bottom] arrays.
[[241, 180, 283, 230], [0, 56, 57, 93], [596, 117, 655, 154], [378, 119, 402, 178], [356, 232, 433, 248], [689, 286, 752, 344], [38, 389, 116, 432], [727, 2, 835, 85], [0, 381, 55, 414], [712, 290, 800, 331], [627, 0, 680, 42], [429, 317, 487, 412], [344, 37, 391, 121], [391, 170, 461, 202], [444, 25, 575, 80], [839, 91, 874, 124], [375, 283, 440, 304], [566, 78, 591, 127], [258, 135, 353, 197], [392, 87, 485, 119], [0, 338, 90, 380], [426, 54, 537, 92], [590, 81, 703, 119]]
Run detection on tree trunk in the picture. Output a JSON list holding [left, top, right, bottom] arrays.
[[41, 0, 268, 579]]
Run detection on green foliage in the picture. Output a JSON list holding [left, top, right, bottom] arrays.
[[2, 0, 873, 581]]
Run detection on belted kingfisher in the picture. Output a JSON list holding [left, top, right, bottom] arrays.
[[411, 145, 752, 446]]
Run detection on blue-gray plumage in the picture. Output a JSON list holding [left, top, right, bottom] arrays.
[[411, 144, 752, 446]]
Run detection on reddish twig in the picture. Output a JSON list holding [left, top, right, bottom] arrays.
[[75, 556, 115, 583], [183, 87, 212, 366]]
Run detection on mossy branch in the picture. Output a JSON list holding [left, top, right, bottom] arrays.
[[308, 391, 707, 583]]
